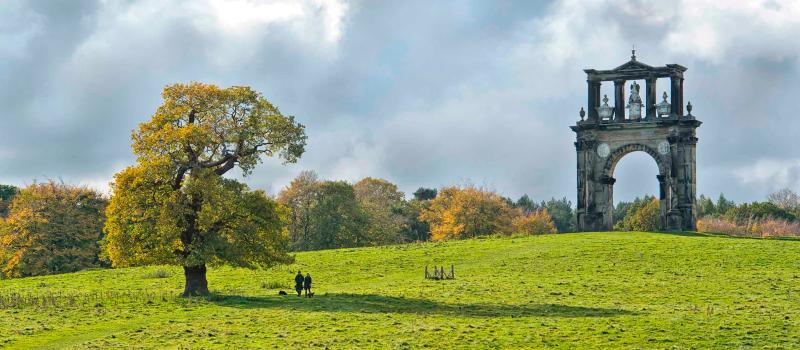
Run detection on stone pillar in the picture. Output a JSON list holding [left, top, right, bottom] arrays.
[[599, 175, 616, 230], [682, 134, 698, 230], [614, 80, 625, 122], [587, 80, 601, 122], [575, 141, 587, 228], [656, 174, 668, 229], [645, 78, 656, 119], [670, 75, 684, 118]]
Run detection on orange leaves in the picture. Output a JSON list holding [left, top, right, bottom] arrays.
[[420, 186, 562, 241], [421, 185, 517, 241], [512, 208, 557, 235], [0, 181, 106, 278]]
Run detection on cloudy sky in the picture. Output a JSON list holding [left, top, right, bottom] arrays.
[[1, 0, 799, 204]]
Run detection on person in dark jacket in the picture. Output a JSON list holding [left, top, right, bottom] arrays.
[[294, 271, 304, 297], [303, 273, 312, 297]]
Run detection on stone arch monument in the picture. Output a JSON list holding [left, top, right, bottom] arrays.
[[571, 51, 701, 231]]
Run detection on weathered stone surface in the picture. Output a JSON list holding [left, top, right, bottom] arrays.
[[572, 55, 700, 231]]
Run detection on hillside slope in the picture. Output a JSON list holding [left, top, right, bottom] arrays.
[[1, 232, 799, 349]]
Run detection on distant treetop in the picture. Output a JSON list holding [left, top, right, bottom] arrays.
[[413, 187, 437, 201]]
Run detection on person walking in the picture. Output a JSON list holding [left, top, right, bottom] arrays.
[[294, 271, 304, 297], [303, 273, 313, 297]]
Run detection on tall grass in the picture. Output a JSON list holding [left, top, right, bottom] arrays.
[[0, 290, 178, 309], [697, 217, 800, 237], [142, 269, 171, 279]]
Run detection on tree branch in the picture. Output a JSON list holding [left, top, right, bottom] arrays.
[[215, 158, 237, 175], [200, 154, 235, 168], [173, 166, 188, 190]]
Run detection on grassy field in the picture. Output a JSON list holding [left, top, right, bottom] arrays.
[[1, 232, 799, 349]]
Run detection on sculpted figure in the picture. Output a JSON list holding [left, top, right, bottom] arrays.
[[628, 81, 642, 104]]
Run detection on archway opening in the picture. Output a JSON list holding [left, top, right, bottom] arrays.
[[610, 151, 661, 229]]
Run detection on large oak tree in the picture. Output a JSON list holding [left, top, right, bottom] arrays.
[[104, 82, 306, 296]]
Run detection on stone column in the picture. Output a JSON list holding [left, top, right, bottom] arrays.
[[575, 141, 587, 229], [575, 139, 597, 231], [670, 75, 684, 118], [614, 80, 625, 122], [682, 134, 698, 230], [599, 175, 616, 230], [587, 80, 601, 122], [656, 174, 668, 229], [645, 78, 656, 119]]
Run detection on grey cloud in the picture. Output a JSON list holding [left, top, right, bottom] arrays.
[[1, 0, 799, 206]]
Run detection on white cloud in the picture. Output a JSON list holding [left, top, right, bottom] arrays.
[[735, 158, 800, 192], [663, 0, 800, 64]]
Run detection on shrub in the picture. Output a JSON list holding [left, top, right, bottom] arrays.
[[697, 217, 800, 238], [614, 195, 656, 228], [724, 202, 796, 225], [513, 209, 557, 235], [616, 198, 661, 232]]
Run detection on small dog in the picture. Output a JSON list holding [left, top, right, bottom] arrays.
[[308, 292, 315, 297], [278, 290, 288, 295]]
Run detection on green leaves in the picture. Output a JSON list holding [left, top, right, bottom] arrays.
[[133, 82, 306, 176], [105, 82, 302, 274]]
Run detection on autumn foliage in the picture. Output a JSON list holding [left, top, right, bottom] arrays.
[[104, 82, 306, 295], [615, 198, 661, 232], [0, 181, 106, 278], [419, 185, 560, 240], [698, 217, 800, 237], [512, 208, 557, 235]]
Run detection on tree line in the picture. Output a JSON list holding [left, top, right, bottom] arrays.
[[3, 176, 798, 281], [0, 176, 570, 279], [613, 190, 800, 233]]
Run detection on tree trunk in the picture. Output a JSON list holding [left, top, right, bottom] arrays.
[[182, 265, 209, 296]]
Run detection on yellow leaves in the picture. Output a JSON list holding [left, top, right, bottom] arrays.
[[625, 198, 661, 232], [131, 82, 306, 174], [421, 185, 517, 241], [0, 181, 107, 278], [105, 163, 294, 268], [512, 209, 557, 235], [106, 81, 303, 272]]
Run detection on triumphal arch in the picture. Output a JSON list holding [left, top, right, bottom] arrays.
[[571, 51, 701, 231]]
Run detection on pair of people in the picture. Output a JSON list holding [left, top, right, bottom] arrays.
[[294, 271, 313, 297]]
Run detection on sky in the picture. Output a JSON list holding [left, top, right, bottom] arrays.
[[1, 0, 799, 205]]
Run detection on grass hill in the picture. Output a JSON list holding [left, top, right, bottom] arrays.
[[1, 232, 799, 349]]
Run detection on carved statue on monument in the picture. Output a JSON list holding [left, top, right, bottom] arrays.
[[627, 81, 642, 119]]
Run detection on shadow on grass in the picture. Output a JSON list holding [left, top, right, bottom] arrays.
[[209, 293, 635, 318]]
